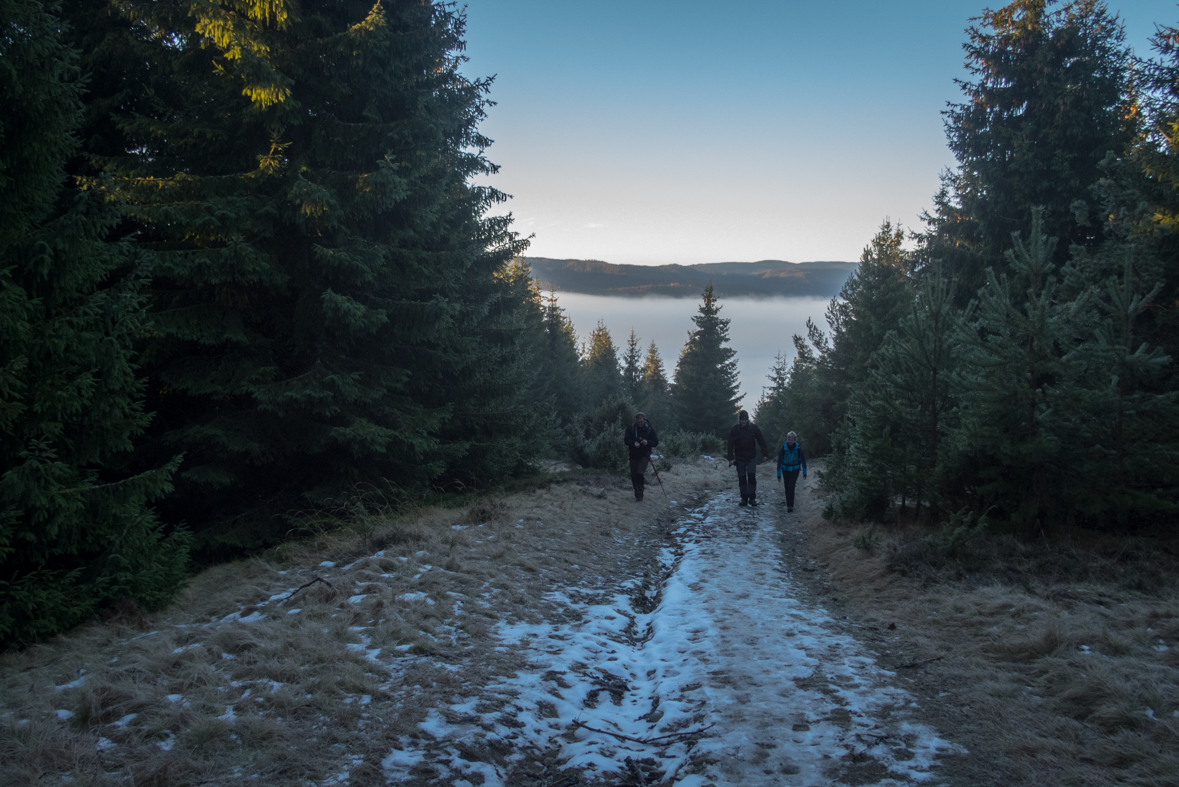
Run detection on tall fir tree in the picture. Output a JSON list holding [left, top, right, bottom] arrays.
[[753, 352, 791, 446], [948, 212, 1092, 531], [539, 290, 583, 421], [774, 220, 913, 454], [672, 283, 740, 437], [65, 0, 528, 551], [621, 329, 642, 405], [927, 0, 1135, 295], [638, 340, 673, 429], [582, 321, 623, 407], [836, 265, 965, 521], [0, 0, 188, 646], [1067, 248, 1178, 525]]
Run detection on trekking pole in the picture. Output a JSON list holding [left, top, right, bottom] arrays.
[[646, 448, 668, 498]]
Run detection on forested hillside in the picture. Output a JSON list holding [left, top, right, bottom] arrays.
[[525, 257, 857, 297], [757, 0, 1179, 536], [5, 0, 1179, 649], [0, 0, 739, 647]]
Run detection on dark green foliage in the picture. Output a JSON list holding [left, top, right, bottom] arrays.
[[928, 0, 1135, 294], [753, 352, 791, 446], [948, 212, 1091, 531], [0, 0, 188, 646], [671, 283, 740, 437], [622, 329, 642, 404], [581, 321, 623, 408], [1089, 22, 1179, 371], [834, 265, 964, 521], [638, 340, 674, 430], [1064, 248, 1178, 525], [568, 397, 634, 473], [538, 290, 583, 423], [66, 0, 528, 551], [658, 429, 724, 459], [758, 221, 912, 456]]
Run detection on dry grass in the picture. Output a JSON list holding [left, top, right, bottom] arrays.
[[0, 457, 731, 786], [807, 477, 1179, 787]]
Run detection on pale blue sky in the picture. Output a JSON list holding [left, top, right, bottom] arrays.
[[464, 1, 1177, 265]]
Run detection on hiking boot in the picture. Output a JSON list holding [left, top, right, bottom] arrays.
[[748, 498, 759, 507], [787, 506, 793, 512], [739, 498, 748, 507], [636, 491, 644, 501]]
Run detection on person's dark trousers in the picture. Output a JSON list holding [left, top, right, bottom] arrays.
[[734, 456, 758, 502], [629, 456, 647, 500], [782, 469, 800, 509]]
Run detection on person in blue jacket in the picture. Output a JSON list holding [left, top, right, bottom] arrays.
[[776, 431, 807, 511]]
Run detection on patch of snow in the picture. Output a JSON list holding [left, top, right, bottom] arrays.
[[287, 608, 301, 615], [348, 595, 369, 604], [95, 737, 116, 752], [382, 496, 965, 786], [54, 709, 74, 721], [111, 713, 137, 728], [398, 592, 434, 605], [55, 674, 89, 691], [318, 561, 336, 568]]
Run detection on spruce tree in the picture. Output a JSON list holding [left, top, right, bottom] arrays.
[[0, 0, 187, 646], [753, 353, 791, 445], [1069, 248, 1178, 525], [622, 329, 642, 404], [929, 0, 1135, 294], [582, 321, 623, 407], [840, 265, 965, 520], [540, 290, 583, 421], [778, 220, 912, 454], [638, 340, 673, 429], [949, 212, 1091, 531], [672, 283, 740, 437], [67, 0, 528, 549]]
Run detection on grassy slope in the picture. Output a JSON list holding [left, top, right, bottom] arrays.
[[800, 473, 1179, 787]]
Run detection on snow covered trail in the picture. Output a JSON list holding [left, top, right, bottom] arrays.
[[383, 493, 963, 786]]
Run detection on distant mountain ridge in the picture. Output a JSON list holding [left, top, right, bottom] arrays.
[[522, 257, 858, 298]]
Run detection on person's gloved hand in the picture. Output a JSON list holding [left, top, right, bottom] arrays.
[[802, 471, 807, 479], [776, 472, 781, 480]]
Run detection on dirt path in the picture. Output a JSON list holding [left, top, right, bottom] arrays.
[[386, 474, 966, 786], [3, 461, 998, 787]]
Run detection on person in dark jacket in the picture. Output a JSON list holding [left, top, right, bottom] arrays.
[[727, 410, 769, 507], [623, 412, 658, 501], [776, 430, 807, 511]]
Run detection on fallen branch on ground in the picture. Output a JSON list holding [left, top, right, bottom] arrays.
[[281, 576, 333, 602], [893, 656, 944, 670], [571, 718, 715, 745]]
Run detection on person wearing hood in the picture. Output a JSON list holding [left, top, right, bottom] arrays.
[[727, 410, 769, 507], [624, 412, 658, 501], [776, 430, 807, 512]]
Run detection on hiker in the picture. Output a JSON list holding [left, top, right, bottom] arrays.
[[776, 430, 807, 512], [623, 412, 658, 501], [727, 410, 769, 507]]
